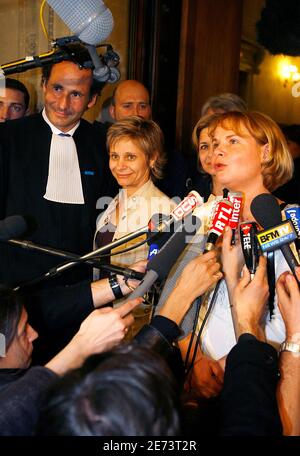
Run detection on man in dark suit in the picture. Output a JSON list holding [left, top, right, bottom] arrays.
[[0, 60, 116, 362]]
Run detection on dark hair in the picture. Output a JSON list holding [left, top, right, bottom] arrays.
[[281, 124, 300, 146], [0, 290, 23, 350], [36, 344, 181, 436], [256, 0, 300, 56], [41, 63, 104, 99], [5, 78, 30, 110]]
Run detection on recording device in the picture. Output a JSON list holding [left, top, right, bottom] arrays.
[[46, 0, 113, 46], [284, 204, 300, 255], [204, 199, 233, 253], [0, 0, 120, 83], [228, 191, 243, 244], [129, 215, 201, 299], [148, 191, 203, 234], [147, 214, 174, 260], [0, 215, 28, 241], [251, 193, 300, 283], [240, 222, 260, 278]]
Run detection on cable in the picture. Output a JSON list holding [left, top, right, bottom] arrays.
[[40, 0, 50, 42], [184, 279, 222, 376]]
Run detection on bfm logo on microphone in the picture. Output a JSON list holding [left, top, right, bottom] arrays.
[[256, 220, 297, 252]]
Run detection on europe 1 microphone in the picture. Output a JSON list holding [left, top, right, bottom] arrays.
[[129, 214, 201, 299], [148, 190, 203, 234]]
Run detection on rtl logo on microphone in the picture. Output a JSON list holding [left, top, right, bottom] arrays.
[[256, 220, 298, 252], [210, 201, 233, 235]]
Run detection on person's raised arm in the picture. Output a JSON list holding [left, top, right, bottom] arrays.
[[45, 298, 143, 375], [276, 267, 300, 436]]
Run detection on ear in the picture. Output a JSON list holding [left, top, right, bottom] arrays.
[[109, 104, 116, 120], [87, 94, 98, 109], [261, 143, 270, 163], [42, 80, 47, 95], [149, 152, 158, 170]]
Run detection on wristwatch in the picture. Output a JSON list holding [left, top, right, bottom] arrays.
[[109, 273, 124, 300], [280, 341, 300, 353]]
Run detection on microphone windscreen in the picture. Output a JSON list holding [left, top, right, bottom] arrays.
[[47, 0, 113, 45], [250, 193, 282, 229], [0, 215, 27, 240], [147, 215, 201, 279]]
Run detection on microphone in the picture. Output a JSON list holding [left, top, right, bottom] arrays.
[[147, 214, 174, 260], [284, 204, 300, 255], [0, 215, 27, 241], [228, 191, 243, 244], [0, 1, 120, 83], [46, 0, 119, 83], [148, 190, 203, 233], [93, 263, 144, 281], [129, 215, 201, 299], [251, 193, 300, 283], [46, 0, 113, 46], [204, 199, 233, 253], [240, 222, 259, 279]]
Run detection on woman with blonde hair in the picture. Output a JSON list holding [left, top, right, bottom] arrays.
[[94, 116, 176, 336], [156, 110, 295, 398]]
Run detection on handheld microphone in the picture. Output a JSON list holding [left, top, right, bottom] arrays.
[[95, 264, 144, 281], [284, 204, 300, 255], [148, 190, 203, 233], [0, 215, 28, 241], [251, 193, 300, 284], [147, 214, 174, 260], [204, 199, 233, 253], [228, 191, 243, 244], [240, 222, 259, 278], [129, 215, 201, 299]]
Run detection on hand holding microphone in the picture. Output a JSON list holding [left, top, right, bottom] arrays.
[[231, 255, 269, 341], [159, 250, 223, 325]]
